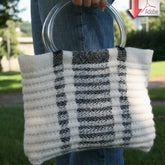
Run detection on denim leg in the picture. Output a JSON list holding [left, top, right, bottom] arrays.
[[103, 148, 124, 165], [31, 0, 46, 54], [82, 7, 114, 50], [68, 148, 124, 165], [55, 154, 70, 165], [69, 149, 105, 165]]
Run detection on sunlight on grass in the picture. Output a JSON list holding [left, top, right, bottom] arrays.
[[150, 61, 165, 78], [0, 71, 22, 93]]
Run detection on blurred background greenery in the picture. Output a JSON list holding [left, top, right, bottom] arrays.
[[114, 0, 165, 61]]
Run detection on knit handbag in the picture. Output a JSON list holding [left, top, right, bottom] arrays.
[[18, 2, 155, 165]]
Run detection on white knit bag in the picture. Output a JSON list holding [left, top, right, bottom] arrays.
[[18, 46, 155, 165]]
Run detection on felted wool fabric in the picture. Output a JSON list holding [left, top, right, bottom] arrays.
[[19, 47, 155, 165]]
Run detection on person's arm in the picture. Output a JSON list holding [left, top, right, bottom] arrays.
[[72, 0, 107, 11]]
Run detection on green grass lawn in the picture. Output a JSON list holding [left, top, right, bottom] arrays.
[[0, 106, 56, 165], [150, 61, 165, 78], [149, 88, 165, 101], [0, 71, 22, 93], [0, 105, 164, 165]]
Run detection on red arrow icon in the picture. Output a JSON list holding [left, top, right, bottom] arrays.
[[128, 0, 142, 19]]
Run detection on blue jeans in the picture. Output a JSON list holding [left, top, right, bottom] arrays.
[[31, 0, 114, 54], [56, 148, 124, 165], [31, 0, 124, 165]]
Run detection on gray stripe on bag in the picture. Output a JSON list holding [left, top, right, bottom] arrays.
[[73, 49, 115, 146], [117, 47, 132, 146], [53, 51, 71, 151], [73, 49, 110, 64]]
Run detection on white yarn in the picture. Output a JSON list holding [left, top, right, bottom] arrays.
[[19, 47, 155, 165]]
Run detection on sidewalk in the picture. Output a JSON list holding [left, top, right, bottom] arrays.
[[0, 76, 165, 106], [0, 91, 23, 106], [148, 76, 165, 89]]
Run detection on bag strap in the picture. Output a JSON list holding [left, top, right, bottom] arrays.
[[42, 1, 127, 52]]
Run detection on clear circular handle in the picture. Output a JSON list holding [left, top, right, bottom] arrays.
[[42, 1, 126, 52]]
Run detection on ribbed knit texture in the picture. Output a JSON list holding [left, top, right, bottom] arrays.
[[18, 47, 155, 165]]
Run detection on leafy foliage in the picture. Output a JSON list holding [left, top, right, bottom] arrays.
[[141, 0, 165, 31], [0, 21, 20, 71], [114, 11, 136, 46], [126, 0, 165, 61], [0, 0, 21, 28], [126, 30, 165, 61], [0, 21, 20, 58], [0, 0, 21, 71]]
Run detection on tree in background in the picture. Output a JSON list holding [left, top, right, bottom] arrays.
[[114, 11, 136, 46], [0, 0, 21, 27], [126, 0, 165, 61], [0, 0, 21, 71], [150, 0, 165, 31], [0, 21, 19, 57], [141, 0, 165, 31]]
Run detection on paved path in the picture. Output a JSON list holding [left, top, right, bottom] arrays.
[[0, 91, 23, 106], [0, 76, 165, 106], [148, 76, 165, 89]]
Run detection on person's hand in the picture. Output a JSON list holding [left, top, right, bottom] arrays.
[[72, 0, 107, 11]]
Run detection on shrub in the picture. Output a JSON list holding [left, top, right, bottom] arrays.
[[126, 30, 165, 61]]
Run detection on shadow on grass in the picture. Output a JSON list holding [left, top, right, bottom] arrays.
[[0, 71, 21, 76], [1, 79, 22, 85], [149, 88, 165, 101], [0, 80, 22, 93]]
